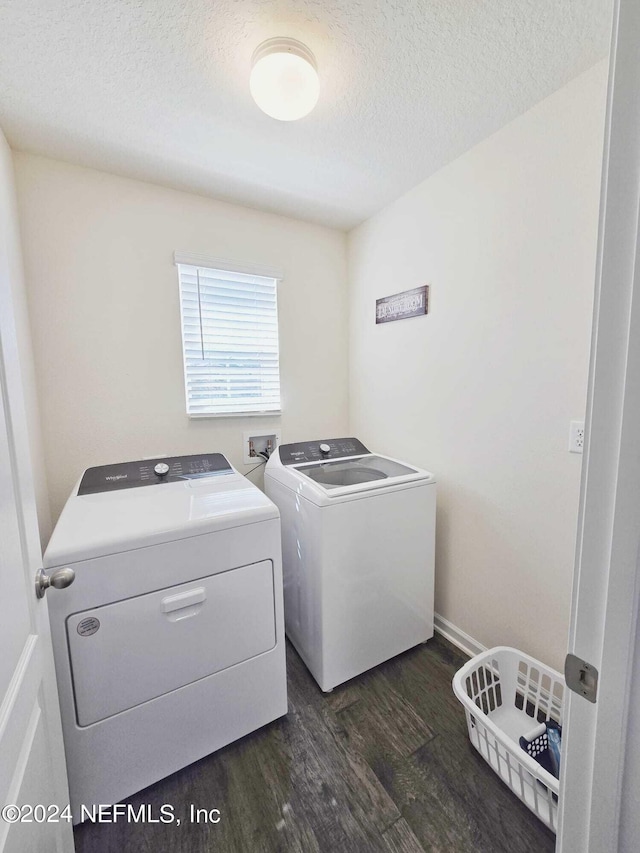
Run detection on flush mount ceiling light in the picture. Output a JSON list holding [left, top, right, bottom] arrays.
[[250, 38, 319, 121]]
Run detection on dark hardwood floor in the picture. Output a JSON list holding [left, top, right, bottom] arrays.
[[74, 637, 556, 853]]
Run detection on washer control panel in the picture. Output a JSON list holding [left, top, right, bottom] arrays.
[[278, 437, 370, 466], [78, 453, 233, 494]]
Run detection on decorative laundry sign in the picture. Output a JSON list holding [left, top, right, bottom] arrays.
[[376, 285, 429, 324]]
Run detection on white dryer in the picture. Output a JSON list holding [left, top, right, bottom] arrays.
[[43, 453, 287, 820], [264, 437, 435, 692]]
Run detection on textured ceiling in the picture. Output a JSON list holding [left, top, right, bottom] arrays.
[[0, 1, 611, 229]]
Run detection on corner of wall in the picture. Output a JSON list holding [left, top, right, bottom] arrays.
[[1, 135, 53, 549]]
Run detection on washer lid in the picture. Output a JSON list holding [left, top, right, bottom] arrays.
[[295, 455, 416, 489], [44, 461, 278, 567], [267, 449, 435, 506]]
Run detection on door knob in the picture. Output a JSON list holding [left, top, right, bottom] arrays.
[[35, 567, 75, 599]]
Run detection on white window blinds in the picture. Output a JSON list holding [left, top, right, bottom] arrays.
[[177, 262, 281, 416]]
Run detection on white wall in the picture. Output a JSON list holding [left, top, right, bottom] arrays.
[[347, 62, 608, 670], [0, 132, 51, 544], [13, 155, 349, 525]]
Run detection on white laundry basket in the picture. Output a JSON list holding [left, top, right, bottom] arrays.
[[452, 646, 564, 832]]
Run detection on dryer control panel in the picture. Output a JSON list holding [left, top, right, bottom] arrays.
[[78, 453, 233, 494], [278, 437, 370, 466]]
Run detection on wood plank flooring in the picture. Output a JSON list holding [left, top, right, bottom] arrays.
[[74, 637, 556, 853]]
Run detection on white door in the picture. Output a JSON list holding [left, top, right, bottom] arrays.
[[557, 0, 640, 851], [0, 154, 74, 850]]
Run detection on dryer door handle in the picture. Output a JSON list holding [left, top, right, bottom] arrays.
[[161, 587, 206, 614]]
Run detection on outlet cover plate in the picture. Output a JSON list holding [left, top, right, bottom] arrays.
[[569, 420, 585, 454]]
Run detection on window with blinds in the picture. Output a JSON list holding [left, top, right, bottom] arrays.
[[176, 261, 281, 416]]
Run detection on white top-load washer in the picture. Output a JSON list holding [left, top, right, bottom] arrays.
[[43, 452, 287, 820], [264, 437, 435, 692]]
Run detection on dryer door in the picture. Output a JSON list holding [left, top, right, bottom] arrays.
[[66, 560, 276, 726]]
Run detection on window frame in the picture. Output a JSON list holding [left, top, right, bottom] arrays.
[[174, 252, 283, 419]]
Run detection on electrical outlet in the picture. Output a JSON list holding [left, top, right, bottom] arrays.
[[243, 430, 281, 464], [569, 420, 585, 454]]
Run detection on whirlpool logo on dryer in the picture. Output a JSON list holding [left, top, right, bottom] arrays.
[[105, 474, 128, 481]]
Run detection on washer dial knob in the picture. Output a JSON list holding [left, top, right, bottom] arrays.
[[154, 462, 170, 477], [319, 443, 331, 456]]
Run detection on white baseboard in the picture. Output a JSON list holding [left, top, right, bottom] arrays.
[[434, 613, 486, 659]]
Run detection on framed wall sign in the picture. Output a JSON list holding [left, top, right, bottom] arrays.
[[376, 285, 429, 324]]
